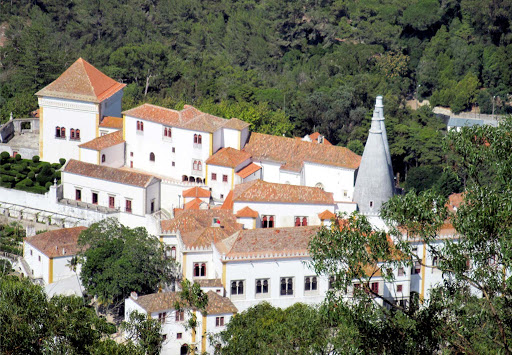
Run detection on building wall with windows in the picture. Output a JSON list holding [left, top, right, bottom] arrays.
[[183, 249, 218, 281], [303, 162, 357, 202], [124, 115, 211, 182], [23, 241, 50, 281], [99, 143, 125, 168], [207, 165, 234, 201]]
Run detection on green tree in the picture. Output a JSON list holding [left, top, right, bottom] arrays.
[[121, 311, 164, 355], [78, 218, 179, 311]]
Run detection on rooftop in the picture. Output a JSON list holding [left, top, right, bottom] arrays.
[[318, 210, 336, 220], [222, 117, 250, 131], [231, 179, 334, 205], [182, 186, 211, 198], [63, 160, 158, 188], [206, 148, 251, 168], [236, 163, 261, 179], [99, 116, 123, 129], [36, 58, 125, 103], [244, 132, 361, 172], [24, 227, 87, 258], [235, 206, 258, 218], [78, 130, 124, 151]]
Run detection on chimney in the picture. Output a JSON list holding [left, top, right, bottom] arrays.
[[131, 291, 138, 300]]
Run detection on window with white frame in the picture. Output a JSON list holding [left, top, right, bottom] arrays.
[[215, 316, 225, 327], [158, 312, 166, 323], [175, 310, 184, 322], [230, 280, 245, 297], [304, 276, 318, 293], [192, 160, 202, 173], [280, 277, 294, 296], [255, 279, 269, 296]]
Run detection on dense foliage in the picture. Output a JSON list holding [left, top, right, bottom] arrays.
[[0, 152, 63, 193], [1, 0, 511, 187], [0, 221, 24, 255], [77, 218, 179, 310], [0, 275, 164, 354]]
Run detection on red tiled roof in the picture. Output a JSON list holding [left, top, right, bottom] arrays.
[[220, 191, 234, 210], [123, 104, 240, 134], [63, 159, 158, 187], [309, 132, 332, 145], [318, 210, 336, 220], [235, 206, 258, 218], [24, 227, 87, 258], [36, 58, 125, 103], [206, 148, 251, 168], [447, 192, 464, 212], [184, 198, 204, 210], [99, 116, 123, 129], [205, 291, 238, 314], [216, 226, 321, 260], [236, 163, 261, 178], [183, 186, 210, 198], [222, 117, 250, 131], [160, 210, 243, 248], [232, 180, 334, 205], [131, 291, 236, 314], [79, 130, 124, 151], [194, 278, 223, 288], [244, 133, 361, 171]]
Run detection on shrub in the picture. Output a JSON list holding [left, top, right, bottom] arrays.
[[18, 178, 33, 187], [2, 165, 10, 171], [1, 175, 15, 182], [45, 181, 53, 189], [32, 156, 40, 163], [0, 152, 9, 160], [0, 182, 12, 188], [59, 158, 66, 165], [14, 154, 21, 161], [55, 171, 61, 179], [27, 171, 35, 179], [12, 165, 24, 173], [51, 164, 60, 170]]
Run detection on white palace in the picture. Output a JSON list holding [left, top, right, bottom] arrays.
[[1, 58, 450, 354]]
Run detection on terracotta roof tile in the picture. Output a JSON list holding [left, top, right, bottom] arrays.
[[24, 227, 87, 258], [184, 198, 204, 210], [194, 279, 223, 288], [244, 133, 361, 172], [206, 148, 251, 168], [36, 58, 125, 103], [205, 291, 237, 314], [236, 163, 261, 178], [232, 179, 334, 205], [79, 130, 124, 151], [318, 210, 336, 220], [123, 104, 230, 133], [160, 210, 243, 248], [183, 186, 211, 198], [222, 117, 250, 131], [99, 116, 123, 129], [235, 206, 258, 218], [63, 159, 158, 188], [220, 191, 234, 210], [308, 132, 332, 145], [217, 226, 321, 260]]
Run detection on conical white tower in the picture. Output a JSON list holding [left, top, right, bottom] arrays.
[[353, 96, 395, 215]]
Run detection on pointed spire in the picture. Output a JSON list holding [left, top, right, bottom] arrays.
[[353, 96, 395, 216]]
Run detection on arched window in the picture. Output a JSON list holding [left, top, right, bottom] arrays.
[[198, 135, 202, 144], [194, 134, 198, 144], [171, 246, 176, 259], [262, 216, 268, 228], [196, 178, 202, 184], [201, 263, 206, 276], [189, 176, 195, 183], [197, 161, 202, 171], [164, 128, 168, 137], [269, 216, 274, 228], [302, 217, 308, 226], [231, 281, 237, 295], [149, 152, 155, 162], [140, 121, 144, 131], [55, 126, 61, 137], [295, 217, 301, 227], [193, 161, 198, 170], [311, 276, 317, 290], [305, 277, 311, 290], [182, 175, 188, 182], [70, 129, 75, 139], [76, 129, 80, 139], [315, 182, 324, 190], [101, 154, 106, 163], [61, 127, 66, 137]]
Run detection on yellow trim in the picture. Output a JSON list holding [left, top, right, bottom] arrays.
[[252, 218, 256, 229], [122, 114, 126, 141], [237, 131, 241, 150], [159, 236, 163, 243], [96, 114, 100, 138], [39, 107, 44, 158], [205, 165, 208, 185], [222, 262, 226, 289], [191, 311, 197, 344], [97, 151, 100, 165], [78, 148, 81, 161], [209, 133, 213, 156], [182, 253, 187, 278], [49, 258, 53, 284], [420, 243, 427, 301], [231, 168, 235, 190], [201, 314, 207, 352]]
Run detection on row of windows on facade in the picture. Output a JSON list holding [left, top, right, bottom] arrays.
[[136, 120, 203, 145], [55, 127, 80, 140], [229, 277, 320, 297], [74, 189, 155, 213], [260, 216, 308, 228], [157, 311, 225, 330]]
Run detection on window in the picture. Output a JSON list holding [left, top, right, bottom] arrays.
[[371, 282, 379, 294], [175, 310, 184, 322], [38, 255, 41, 262], [55, 126, 61, 137], [413, 261, 421, 274], [197, 161, 202, 171], [399, 299, 407, 308], [193, 161, 198, 170], [397, 284, 403, 293], [137, 120, 144, 131], [92, 192, 98, 205], [109, 196, 115, 209], [76, 129, 80, 139], [304, 276, 318, 292], [194, 134, 198, 144], [329, 276, 336, 290], [222, 174, 228, 183], [256, 279, 269, 295], [75, 189, 81, 201], [215, 316, 225, 327], [149, 152, 155, 162], [295, 217, 308, 226], [101, 154, 106, 163], [432, 256, 439, 267], [220, 194, 224, 199], [158, 312, 167, 323], [170, 246, 176, 259], [353, 283, 361, 295], [70, 129, 75, 139], [164, 127, 172, 138], [172, 147, 175, 153], [172, 161, 175, 167], [231, 280, 244, 296], [176, 333, 182, 339], [262, 215, 274, 228], [130, 161, 133, 168], [61, 127, 66, 138], [151, 200, 155, 213], [398, 267, 405, 276], [193, 263, 206, 277], [315, 182, 324, 190], [30, 250, 33, 256], [198, 134, 202, 144], [130, 152, 133, 157], [369, 200, 374, 208], [163, 334, 167, 341], [125, 200, 132, 213], [343, 190, 348, 197], [280, 277, 293, 296]]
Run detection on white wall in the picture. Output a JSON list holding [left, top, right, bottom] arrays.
[[206, 165, 233, 201], [40, 97, 99, 163], [23, 242, 49, 281], [258, 161, 281, 183], [303, 162, 356, 202], [100, 142, 125, 168], [79, 148, 98, 165], [53, 255, 80, 283], [222, 128, 240, 149], [240, 128, 250, 149], [236, 217, 255, 230], [279, 170, 301, 185], [183, 249, 218, 281]]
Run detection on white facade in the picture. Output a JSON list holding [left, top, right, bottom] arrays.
[[303, 162, 356, 202]]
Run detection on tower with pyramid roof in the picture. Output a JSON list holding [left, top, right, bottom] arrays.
[[36, 58, 125, 163], [352, 96, 395, 216]]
